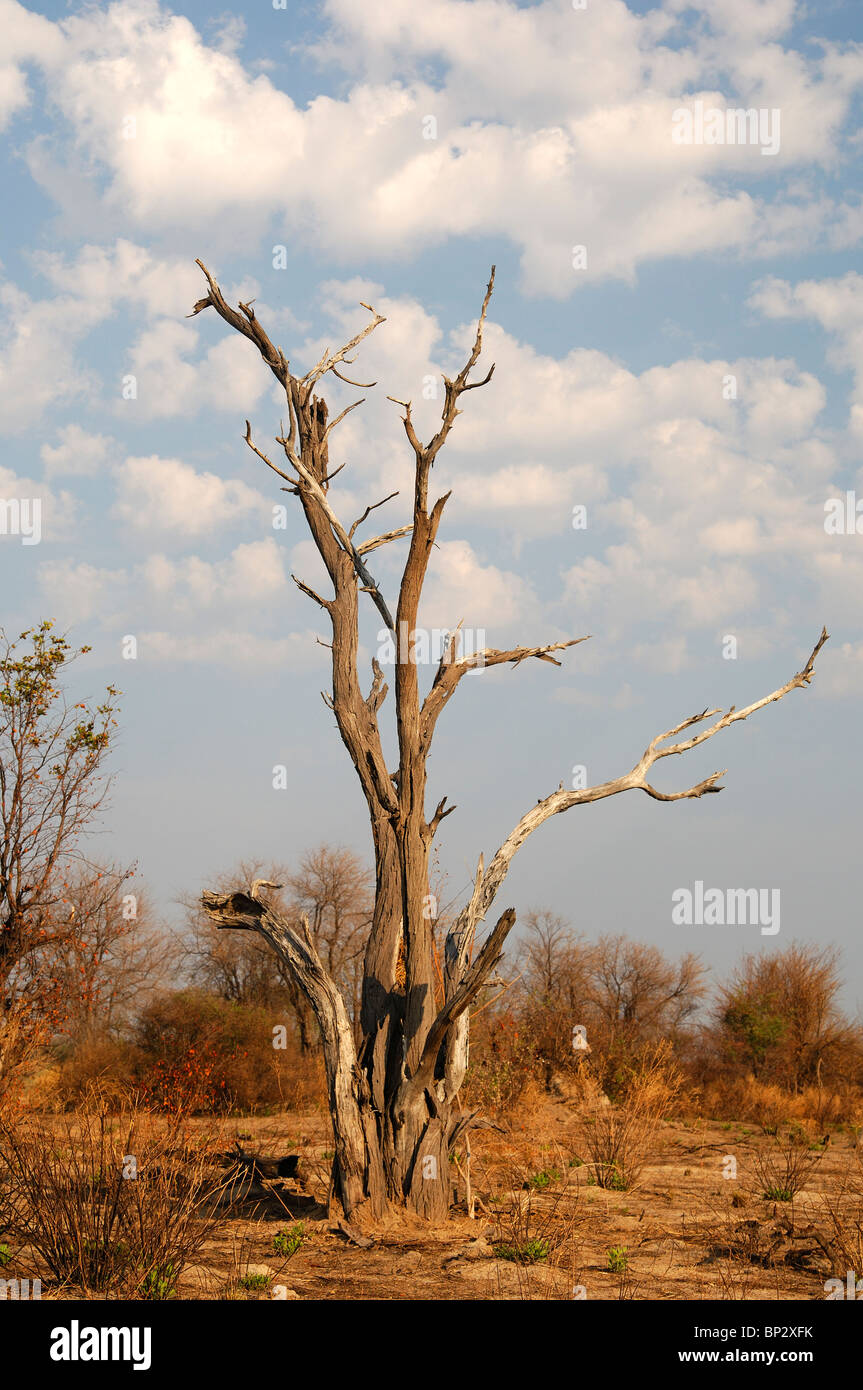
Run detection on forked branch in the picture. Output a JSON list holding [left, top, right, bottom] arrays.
[[388, 264, 496, 510], [192, 266, 396, 632], [406, 907, 516, 1095], [442, 627, 829, 1008], [421, 634, 591, 750]]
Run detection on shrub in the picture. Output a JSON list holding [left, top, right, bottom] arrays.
[[0, 1001, 41, 1120], [821, 1150, 863, 1278], [140, 1262, 179, 1301], [0, 1095, 228, 1296], [272, 1223, 305, 1258], [493, 1237, 549, 1265], [52, 1033, 138, 1110], [748, 1129, 824, 1202], [526, 1168, 562, 1191], [463, 1011, 539, 1114], [698, 1074, 860, 1128], [581, 1042, 682, 1190], [134, 990, 321, 1114]]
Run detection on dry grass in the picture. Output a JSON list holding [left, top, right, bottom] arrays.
[[0, 1002, 40, 1121], [699, 1075, 862, 1129], [819, 1149, 863, 1279], [580, 1042, 683, 1190], [746, 1127, 825, 1202], [0, 1091, 230, 1297], [1, 1079, 861, 1301]]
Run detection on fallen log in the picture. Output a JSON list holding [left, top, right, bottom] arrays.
[[230, 1141, 301, 1181]]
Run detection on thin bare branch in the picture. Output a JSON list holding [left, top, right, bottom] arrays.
[[386, 397, 424, 458], [322, 462, 347, 486], [449, 629, 828, 957], [302, 304, 386, 389], [331, 366, 377, 389], [192, 262, 288, 387], [291, 574, 332, 611], [427, 796, 457, 839], [421, 635, 591, 749], [349, 492, 400, 539], [285, 447, 397, 633], [244, 420, 293, 484], [424, 265, 496, 468], [323, 399, 365, 442], [356, 525, 413, 556], [644, 626, 830, 765]]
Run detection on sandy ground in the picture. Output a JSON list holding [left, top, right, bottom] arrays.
[[4, 1089, 859, 1301], [167, 1098, 861, 1302]]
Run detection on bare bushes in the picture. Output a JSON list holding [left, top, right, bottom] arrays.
[[580, 1042, 683, 1190], [0, 1093, 228, 1297]]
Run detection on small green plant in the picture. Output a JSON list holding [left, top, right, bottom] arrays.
[[238, 1272, 271, 1290], [750, 1129, 823, 1203], [594, 1164, 628, 1190], [568, 1156, 583, 1168], [606, 1246, 628, 1273], [272, 1223, 305, 1258], [0, 1243, 11, 1268], [526, 1167, 562, 1190], [141, 1262, 178, 1301], [493, 1238, 549, 1265]]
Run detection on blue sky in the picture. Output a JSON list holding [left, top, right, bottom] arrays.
[[2, 0, 862, 1007]]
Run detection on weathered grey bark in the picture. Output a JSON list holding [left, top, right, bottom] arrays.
[[193, 262, 828, 1224]]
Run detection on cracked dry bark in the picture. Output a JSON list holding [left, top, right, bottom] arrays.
[[192, 262, 828, 1224]]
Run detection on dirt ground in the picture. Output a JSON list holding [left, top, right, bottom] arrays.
[[153, 1092, 861, 1302]]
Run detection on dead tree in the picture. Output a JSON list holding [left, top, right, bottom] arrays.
[[192, 261, 828, 1224]]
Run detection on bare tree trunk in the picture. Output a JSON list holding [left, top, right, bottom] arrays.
[[192, 262, 828, 1224]]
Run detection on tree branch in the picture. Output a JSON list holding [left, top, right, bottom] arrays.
[[356, 526, 413, 556], [427, 796, 457, 839], [191, 262, 289, 387], [406, 907, 516, 1095], [421, 635, 590, 751], [291, 574, 332, 611], [244, 420, 293, 485], [444, 627, 829, 974], [349, 493, 400, 540], [303, 302, 386, 390], [201, 888, 382, 1216]]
